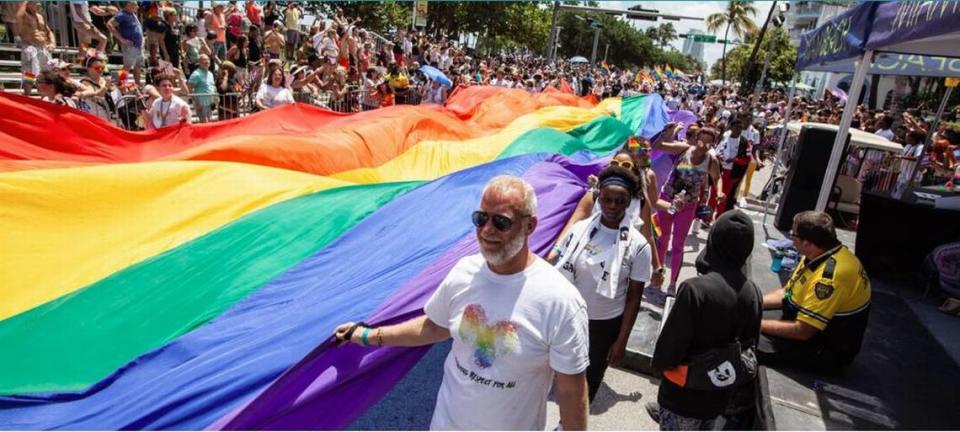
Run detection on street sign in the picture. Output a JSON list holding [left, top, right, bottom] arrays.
[[687, 34, 717, 43], [412, 0, 428, 28]]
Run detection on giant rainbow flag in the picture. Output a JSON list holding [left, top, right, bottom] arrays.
[[0, 86, 669, 429]]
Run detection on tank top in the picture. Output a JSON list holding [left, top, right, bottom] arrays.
[[663, 148, 711, 200], [234, 48, 248, 68], [248, 38, 262, 62]]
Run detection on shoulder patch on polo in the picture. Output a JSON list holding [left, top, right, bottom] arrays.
[[823, 257, 837, 280]]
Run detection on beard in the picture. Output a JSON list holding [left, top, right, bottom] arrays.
[[479, 231, 526, 267]]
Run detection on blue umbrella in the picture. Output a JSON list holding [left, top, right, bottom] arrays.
[[569, 56, 589, 64], [418, 65, 452, 88]]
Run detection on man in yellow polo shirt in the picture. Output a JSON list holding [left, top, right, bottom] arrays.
[[759, 211, 871, 372]]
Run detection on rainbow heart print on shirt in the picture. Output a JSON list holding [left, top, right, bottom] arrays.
[[459, 304, 521, 369]]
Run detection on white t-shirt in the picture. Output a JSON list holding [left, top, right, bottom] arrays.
[[556, 221, 652, 319], [424, 254, 589, 431], [70, 1, 91, 24], [717, 127, 758, 169], [256, 84, 294, 108], [149, 96, 191, 129]]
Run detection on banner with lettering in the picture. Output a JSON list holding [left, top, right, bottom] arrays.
[[867, 1, 960, 57], [795, 2, 875, 70], [802, 52, 960, 78]]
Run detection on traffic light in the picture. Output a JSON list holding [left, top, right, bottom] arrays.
[[628, 4, 659, 21]]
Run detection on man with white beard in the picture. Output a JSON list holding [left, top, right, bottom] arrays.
[[335, 175, 590, 430]]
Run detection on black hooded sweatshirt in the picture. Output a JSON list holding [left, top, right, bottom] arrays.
[[652, 210, 762, 419]]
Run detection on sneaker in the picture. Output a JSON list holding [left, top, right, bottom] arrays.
[[645, 401, 661, 424], [738, 197, 748, 207]]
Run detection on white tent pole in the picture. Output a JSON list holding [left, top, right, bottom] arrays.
[[762, 72, 799, 227], [816, 50, 873, 212]]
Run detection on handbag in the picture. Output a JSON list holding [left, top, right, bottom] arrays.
[[662, 283, 762, 391]]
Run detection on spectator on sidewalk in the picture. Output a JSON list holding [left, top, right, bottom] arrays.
[[207, 3, 227, 61], [107, 1, 143, 84], [158, 8, 181, 72], [216, 61, 240, 121], [17, 1, 55, 96], [264, 20, 285, 62], [1, 1, 21, 45], [283, 2, 301, 61], [187, 54, 216, 123], [70, 0, 107, 52], [652, 210, 762, 431], [334, 175, 590, 431]]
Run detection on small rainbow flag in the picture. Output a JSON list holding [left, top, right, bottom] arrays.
[[21, 72, 36, 84]]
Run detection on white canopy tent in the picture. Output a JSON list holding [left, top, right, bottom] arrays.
[[773, 1, 960, 213]]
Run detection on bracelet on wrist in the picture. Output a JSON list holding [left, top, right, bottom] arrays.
[[359, 327, 371, 347]]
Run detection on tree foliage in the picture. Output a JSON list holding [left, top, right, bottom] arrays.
[[706, 1, 758, 83], [709, 27, 796, 87], [305, 2, 698, 72]]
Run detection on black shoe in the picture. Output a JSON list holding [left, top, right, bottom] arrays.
[[645, 401, 661, 424]]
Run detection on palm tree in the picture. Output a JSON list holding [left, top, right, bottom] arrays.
[[706, 1, 758, 86], [657, 23, 678, 50]]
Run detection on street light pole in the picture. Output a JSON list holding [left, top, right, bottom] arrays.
[[590, 26, 601, 67], [546, 1, 560, 63], [604, 44, 610, 62], [753, 46, 774, 100]]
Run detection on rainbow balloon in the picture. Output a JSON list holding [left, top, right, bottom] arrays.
[[0, 86, 669, 429]]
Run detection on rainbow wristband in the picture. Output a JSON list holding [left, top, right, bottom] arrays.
[[359, 327, 371, 347]]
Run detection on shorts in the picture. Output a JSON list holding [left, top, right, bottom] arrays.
[[122, 44, 144, 70], [285, 29, 299, 47], [145, 29, 163, 50], [21, 45, 50, 84], [73, 22, 104, 47]]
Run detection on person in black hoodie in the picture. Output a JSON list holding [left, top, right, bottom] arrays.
[[651, 210, 762, 430]]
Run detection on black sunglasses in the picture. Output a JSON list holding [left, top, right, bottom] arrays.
[[472, 211, 528, 232]]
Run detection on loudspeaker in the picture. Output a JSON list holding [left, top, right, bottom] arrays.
[[774, 126, 850, 231]]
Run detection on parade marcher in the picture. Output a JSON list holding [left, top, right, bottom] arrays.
[[74, 54, 114, 123], [550, 166, 652, 403], [714, 115, 754, 216], [146, 74, 191, 129], [652, 124, 722, 291], [652, 210, 762, 431], [549, 146, 664, 289], [334, 176, 589, 430], [36, 69, 78, 108], [759, 211, 871, 373]]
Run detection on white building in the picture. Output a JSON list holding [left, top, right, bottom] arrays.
[[682, 29, 705, 63], [783, 1, 897, 108]]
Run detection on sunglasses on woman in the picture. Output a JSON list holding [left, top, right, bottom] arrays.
[[472, 211, 527, 232], [609, 159, 635, 170]]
